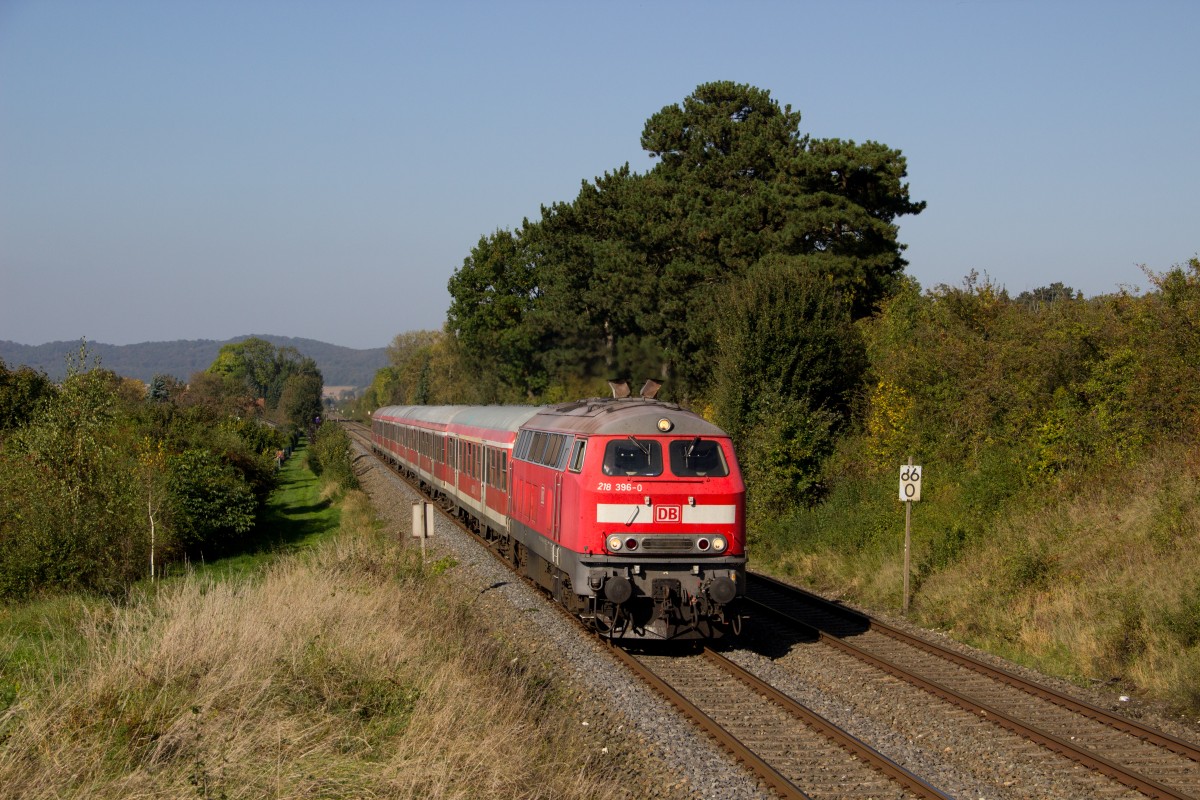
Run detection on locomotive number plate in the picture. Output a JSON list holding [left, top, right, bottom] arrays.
[[596, 482, 643, 492]]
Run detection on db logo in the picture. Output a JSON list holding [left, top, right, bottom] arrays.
[[654, 505, 682, 523]]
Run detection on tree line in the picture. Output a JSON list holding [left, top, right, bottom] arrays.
[[0, 338, 326, 598]]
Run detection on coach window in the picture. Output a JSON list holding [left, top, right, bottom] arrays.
[[568, 440, 586, 473], [668, 438, 729, 478], [602, 438, 663, 477]]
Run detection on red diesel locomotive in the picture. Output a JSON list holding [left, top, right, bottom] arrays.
[[371, 391, 746, 640]]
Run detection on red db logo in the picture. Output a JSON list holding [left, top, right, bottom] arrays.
[[654, 505, 682, 523]]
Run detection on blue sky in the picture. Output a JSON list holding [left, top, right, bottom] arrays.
[[1, 1, 1196, 350]]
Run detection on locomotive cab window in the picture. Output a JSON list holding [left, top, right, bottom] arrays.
[[602, 438, 662, 477], [668, 438, 729, 477], [568, 440, 586, 473]]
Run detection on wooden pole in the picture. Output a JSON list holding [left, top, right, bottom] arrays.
[[903, 455, 912, 615]]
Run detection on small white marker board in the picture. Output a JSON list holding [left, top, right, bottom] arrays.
[[899, 465, 922, 502]]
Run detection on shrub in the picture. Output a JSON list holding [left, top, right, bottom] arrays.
[[166, 448, 257, 555], [308, 424, 359, 492]]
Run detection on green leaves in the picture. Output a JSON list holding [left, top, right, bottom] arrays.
[[447, 228, 545, 401], [0, 359, 55, 433], [167, 448, 257, 551], [308, 423, 359, 492], [712, 263, 864, 519], [207, 337, 323, 417]]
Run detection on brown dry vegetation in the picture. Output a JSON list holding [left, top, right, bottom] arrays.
[[914, 446, 1200, 713], [0, 491, 633, 799]]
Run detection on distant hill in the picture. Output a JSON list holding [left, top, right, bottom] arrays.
[[0, 335, 387, 389]]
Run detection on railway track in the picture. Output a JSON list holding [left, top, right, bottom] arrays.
[[746, 572, 1200, 799], [345, 422, 952, 797], [610, 644, 949, 799], [345, 420, 1200, 797]]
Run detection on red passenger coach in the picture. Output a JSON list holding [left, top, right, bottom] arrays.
[[372, 396, 746, 640]]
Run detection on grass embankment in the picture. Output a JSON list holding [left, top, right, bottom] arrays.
[[756, 445, 1200, 714], [0, 451, 627, 799]]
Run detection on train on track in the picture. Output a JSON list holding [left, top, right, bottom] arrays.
[[370, 382, 746, 640]]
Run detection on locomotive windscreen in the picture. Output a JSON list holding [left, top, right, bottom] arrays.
[[668, 439, 729, 477], [603, 439, 663, 476]]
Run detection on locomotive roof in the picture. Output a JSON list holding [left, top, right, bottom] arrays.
[[526, 398, 728, 437]]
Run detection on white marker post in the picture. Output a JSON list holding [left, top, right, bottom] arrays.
[[411, 500, 432, 565], [899, 459, 922, 615]]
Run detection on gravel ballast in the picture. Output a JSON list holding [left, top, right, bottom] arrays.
[[352, 443, 1200, 799], [354, 447, 769, 800]]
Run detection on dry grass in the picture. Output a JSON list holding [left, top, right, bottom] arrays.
[[0, 491, 629, 799], [914, 447, 1200, 712]]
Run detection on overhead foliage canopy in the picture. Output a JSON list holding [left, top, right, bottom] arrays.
[[447, 81, 924, 403]]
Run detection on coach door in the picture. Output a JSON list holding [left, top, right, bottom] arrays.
[[481, 445, 489, 510], [551, 473, 563, 541]]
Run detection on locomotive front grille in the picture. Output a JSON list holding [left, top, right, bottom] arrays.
[[639, 536, 695, 552]]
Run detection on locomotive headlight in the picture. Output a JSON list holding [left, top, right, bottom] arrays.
[[606, 535, 623, 552], [657, 418, 673, 432], [711, 535, 728, 553]]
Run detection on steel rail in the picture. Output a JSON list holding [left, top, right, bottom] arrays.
[[699, 648, 951, 800], [607, 644, 811, 800], [752, 571, 1200, 763], [747, 587, 1196, 800]]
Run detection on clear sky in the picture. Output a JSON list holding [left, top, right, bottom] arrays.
[[1, 1, 1196, 350]]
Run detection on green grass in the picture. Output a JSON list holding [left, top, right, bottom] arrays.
[[0, 594, 101, 715]]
